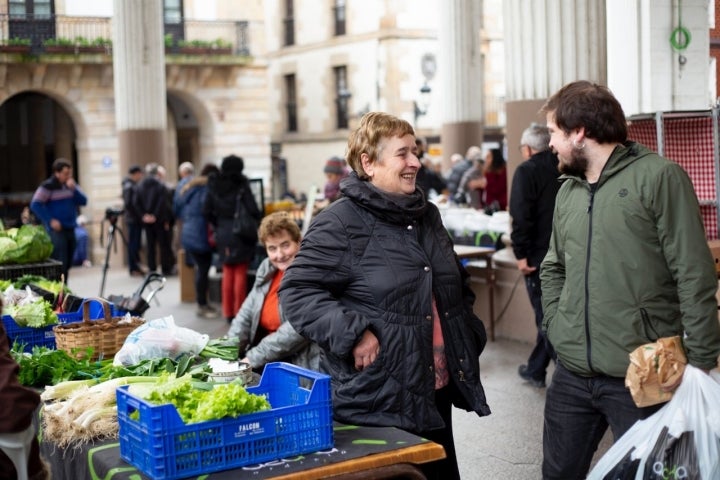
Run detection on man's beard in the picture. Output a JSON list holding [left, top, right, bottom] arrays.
[[559, 147, 589, 177]]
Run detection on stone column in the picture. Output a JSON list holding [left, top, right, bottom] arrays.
[[112, 0, 166, 175], [438, 0, 483, 172], [502, 0, 606, 177]]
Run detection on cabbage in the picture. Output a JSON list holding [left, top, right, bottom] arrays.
[[0, 224, 53, 264]]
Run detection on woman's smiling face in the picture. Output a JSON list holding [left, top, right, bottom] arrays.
[[264, 230, 300, 272], [362, 133, 420, 195]]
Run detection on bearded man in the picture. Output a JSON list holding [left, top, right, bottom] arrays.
[[539, 80, 720, 479]]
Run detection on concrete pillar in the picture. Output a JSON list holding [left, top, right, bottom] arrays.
[[112, 0, 167, 175], [438, 0, 483, 171]]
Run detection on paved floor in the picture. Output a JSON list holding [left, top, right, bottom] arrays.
[[65, 263, 610, 480]]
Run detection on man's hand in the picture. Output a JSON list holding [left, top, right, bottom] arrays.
[[353, 329, 379, 371], [66, 178, 76, 190], [517, 257, 537, 275], [49, 218, 62, 232]]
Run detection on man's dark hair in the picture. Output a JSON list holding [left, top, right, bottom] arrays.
[[52, 158, 72, 172], [541, 80, 627, 144]]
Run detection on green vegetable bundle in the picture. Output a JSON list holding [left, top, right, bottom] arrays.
[[0, 224, 53, 264], [11, 343, 209, 389], [199, 337, 240, 361]]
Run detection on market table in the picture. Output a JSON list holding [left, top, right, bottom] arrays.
[[454, 245, 496, 341], [40, 422, 445, 479]]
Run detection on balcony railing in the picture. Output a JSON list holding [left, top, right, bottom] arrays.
[[0, 14, 251, 57]]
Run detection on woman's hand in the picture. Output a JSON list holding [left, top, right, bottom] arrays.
[[353, 329, 379, 371]]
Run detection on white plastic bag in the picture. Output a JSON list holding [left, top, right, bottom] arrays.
[[588, 365, 720, 479], [112, 315, 210, 366]]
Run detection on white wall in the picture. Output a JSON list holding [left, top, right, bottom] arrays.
[[607, 0, 713, 115]]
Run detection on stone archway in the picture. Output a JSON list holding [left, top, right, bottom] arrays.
[[0, 91, 80, 227], [166, 89, 215, 181]]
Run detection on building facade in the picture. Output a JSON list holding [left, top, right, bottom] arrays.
[[0, 0, 270, 265]]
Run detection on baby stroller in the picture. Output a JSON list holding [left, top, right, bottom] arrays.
[[107, 272, 166, 316]]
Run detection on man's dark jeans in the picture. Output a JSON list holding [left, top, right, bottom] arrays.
[[542, 362, 664, 479], [127, 221, 142, 273], [524, 271, 554, 381], [50, 227, 76, 280]]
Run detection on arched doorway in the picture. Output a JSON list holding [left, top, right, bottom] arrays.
[[167, 93, 200, 184], [0, 91, 77, 227]]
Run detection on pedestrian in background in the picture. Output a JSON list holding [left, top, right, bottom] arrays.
[[510, 123, 559, 389], [133, 163, 175, 276], [175, 163, 220, 319], [415, 136, 447, 199], [30, 158, 87, 280], [122, 165, 145, 276], [478, 148, 507, 212], [540, 80, 720, 479], [455, 148, 486, 208], [72, 214, 92, 268], [321, 156, 347, 203], [445, 145, 477, 198], [279, 112, 490, 480], [204, 154, 262, 323]]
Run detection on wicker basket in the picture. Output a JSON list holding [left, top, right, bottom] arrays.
[[53, 297, 144, 360]]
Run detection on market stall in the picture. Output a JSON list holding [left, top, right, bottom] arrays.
[[40, 422, 444, 480], [5, 301, 445, 479]]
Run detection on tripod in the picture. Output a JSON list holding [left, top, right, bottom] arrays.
[[99, 208, 128, 297]]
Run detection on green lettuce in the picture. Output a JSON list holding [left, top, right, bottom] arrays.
[[139, 373, 271, 424], [4, 299, 58, 327]]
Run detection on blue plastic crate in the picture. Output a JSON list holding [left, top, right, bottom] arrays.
[[1, 298, 124, 352], [117, 362, 334, 480], [2, 311, 79, 351]]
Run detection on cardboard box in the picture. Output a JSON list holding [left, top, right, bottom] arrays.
[[178, 249, 195, 302], [709, 240, 720, 276]]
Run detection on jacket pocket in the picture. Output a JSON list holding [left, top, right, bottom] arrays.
[[640, 308, 660, 341]]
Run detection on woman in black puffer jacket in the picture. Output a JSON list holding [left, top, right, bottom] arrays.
[[279, 112, 490, 480], [204, 154, 262, 322]]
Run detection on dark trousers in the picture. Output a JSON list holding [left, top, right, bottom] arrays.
[[188, 250, 213, 307], [524, 271, 555, 381], [143, 222, 174, 274], [126, 221, 142, 273], [542, 363, 664, 479], [49, 228, 76, 280], [416, 385, 460, 480]]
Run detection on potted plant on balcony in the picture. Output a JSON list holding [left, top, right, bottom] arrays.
[[177, 39, 213, 54], [164, 33, 175, 53], [42, 37, 76, 54], [77, 36, 111, 53], [0, 37, 31, 54], [210, 38, 232, 55]]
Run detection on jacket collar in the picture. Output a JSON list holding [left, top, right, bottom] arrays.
[[559, 141, 654, 187], [339, 172, 429, 224]]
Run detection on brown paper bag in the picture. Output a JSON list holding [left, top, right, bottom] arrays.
[[625, 336, 687, 407]]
